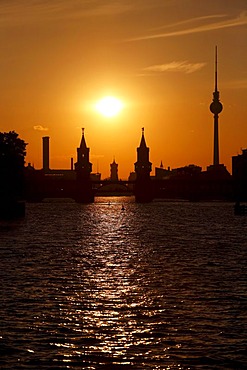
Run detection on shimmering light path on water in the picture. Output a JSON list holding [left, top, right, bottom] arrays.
[[0, 197, 247, 369]]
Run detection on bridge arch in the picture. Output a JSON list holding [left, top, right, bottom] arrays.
[[93, 180, 133, 195]]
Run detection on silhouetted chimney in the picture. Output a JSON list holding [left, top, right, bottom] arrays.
[[42, 136, 50, 172], [71, 157, 74, 170]]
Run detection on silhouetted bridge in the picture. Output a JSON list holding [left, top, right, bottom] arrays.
[[25, 171, 234, 202], [25, 173, 137, 201]]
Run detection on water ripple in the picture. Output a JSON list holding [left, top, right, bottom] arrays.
[[0, 199, 247, 369]]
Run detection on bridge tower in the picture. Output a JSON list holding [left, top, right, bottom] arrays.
[[110, 157, 118, 181], [74, 128, 94, 203], [134, 128, 153, 202]]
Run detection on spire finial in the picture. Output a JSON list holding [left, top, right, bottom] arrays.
[[142, 127, 144, 135], [82, 127, 85, 135]]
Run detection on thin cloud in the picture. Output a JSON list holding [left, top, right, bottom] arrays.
[[127, 11, 247, 42], [150, 14, 227, 31], [143, 61, 206, 74], [33, 125, 48, 131]]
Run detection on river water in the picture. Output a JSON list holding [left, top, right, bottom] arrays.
[[0, 197, 247, 369]]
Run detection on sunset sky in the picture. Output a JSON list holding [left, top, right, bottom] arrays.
[[0, 0, 247, 179]]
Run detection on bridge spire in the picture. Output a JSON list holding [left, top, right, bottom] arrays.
[[79, 127, 87, 149], [140, 127, 147, 149]]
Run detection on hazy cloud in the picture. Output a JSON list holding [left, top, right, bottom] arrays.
[[0, 0, 134, 25], [128, 12, 247, 41], [33, 125, 48, 131], [143, 61, 206, 74]]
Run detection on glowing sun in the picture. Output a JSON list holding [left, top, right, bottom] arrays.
[[95, 96, 124, 117]]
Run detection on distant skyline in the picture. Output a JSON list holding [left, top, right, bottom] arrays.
[[0, 0, 247, 178]]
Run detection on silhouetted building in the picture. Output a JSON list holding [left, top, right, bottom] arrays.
[[155, 162, 171, 179], [154, 164, 202, 200], [171, 164, 202, 177], [134, 128, 153, 202], [232, 149, 247, 201], [110, 158, 118, 181], [42, 136, 50, 172], [128, 172, 136, 182]]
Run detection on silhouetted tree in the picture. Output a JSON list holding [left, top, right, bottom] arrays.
[[0, 131, 27, 200]]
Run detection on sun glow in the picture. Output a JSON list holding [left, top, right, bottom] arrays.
[[95, 96, 124, 117]]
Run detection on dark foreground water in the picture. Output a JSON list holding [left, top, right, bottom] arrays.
[[0, 197, 247, 369]]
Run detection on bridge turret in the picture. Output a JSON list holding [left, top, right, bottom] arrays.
[[74, 128, 94, 203], [135, 128, 152, 176], [75, 128, 92, 175], [110, 157, 118, 181], [134, 128, 153, 202]]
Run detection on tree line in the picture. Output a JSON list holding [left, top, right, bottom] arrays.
[[0, 131, 27, 201]]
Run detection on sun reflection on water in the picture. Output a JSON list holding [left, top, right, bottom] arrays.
[[2, 199, 243, 369]]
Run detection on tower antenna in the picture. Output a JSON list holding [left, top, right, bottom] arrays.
[[215, 45, 218, 92]]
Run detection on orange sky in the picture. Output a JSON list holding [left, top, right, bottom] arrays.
[[0, 0, 247, 179]]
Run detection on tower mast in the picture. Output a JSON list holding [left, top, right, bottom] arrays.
[[210, 46, 223, 166]]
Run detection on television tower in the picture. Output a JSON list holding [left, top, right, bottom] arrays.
[[210, 46, 223, 166]]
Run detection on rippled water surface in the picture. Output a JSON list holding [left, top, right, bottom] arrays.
[[1, 197, 247, 369]]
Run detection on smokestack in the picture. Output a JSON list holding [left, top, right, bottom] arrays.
[[71, 157, 74, 170], [42, 136, 50, 172]]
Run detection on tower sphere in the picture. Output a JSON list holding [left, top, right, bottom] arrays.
[[210, 101, 223, 115]]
